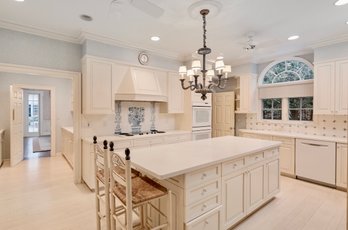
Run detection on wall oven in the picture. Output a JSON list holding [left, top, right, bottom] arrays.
[[192, 127, 212, 141], [192, 106, 212, 128]]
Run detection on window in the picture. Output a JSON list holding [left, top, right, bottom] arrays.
[[289, 97, 313, 121], [262, 60, 314, 85], [262, 98, 282, 120]]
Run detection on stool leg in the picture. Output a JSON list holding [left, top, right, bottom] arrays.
[[95, 180, 101, 230], [167, 191, 173, 230], [110, 194, 115, 230]]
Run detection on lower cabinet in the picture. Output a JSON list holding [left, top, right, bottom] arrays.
[[186, 207, 221, 230], [336, 143, 347, 189], [61, 128, 74, 168], [221, 150, 279, 229]]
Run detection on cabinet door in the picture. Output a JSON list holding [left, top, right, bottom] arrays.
[[265, 159, 280, 198], [246, 165, 264, 213], [278, 145, 294, 175], [221, 172, 246, 228], [82, 141, 95, 190], [336, 144, 347, 188], [314, 62, 335, 114], [335, 60, 348, 115], [83, 59, 114, 114], [167, 73, 184, 113], [238, 74, 257, 113]]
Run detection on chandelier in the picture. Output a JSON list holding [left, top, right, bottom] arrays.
[[179, 9, 231, 101]]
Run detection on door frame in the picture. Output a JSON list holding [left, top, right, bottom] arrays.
[[0, 62, 81, 183], [14, 84, 56, 156]]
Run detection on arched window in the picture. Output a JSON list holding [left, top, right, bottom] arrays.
[[261, 58, 314, 85], [258, 57, 314, 121]]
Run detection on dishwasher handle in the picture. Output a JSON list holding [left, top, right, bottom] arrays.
[[301, 142, 328, 147]]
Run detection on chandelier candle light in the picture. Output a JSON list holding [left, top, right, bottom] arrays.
[[179, 9, 231, 100]]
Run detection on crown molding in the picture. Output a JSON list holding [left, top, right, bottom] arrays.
[[0, 19, 80, 44], [310, 33, 348, 49], [78, 32, 182, 61]]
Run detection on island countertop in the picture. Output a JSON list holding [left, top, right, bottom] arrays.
[[117, 136, 281, 180]]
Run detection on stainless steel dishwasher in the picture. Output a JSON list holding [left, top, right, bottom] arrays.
[[296, 139, 336, 186]]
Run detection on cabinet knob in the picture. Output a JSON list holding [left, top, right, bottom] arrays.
[[204, 220, 209, 225], [201, 173, 207, 179], [201, 188, 207, 195], [201, 204, 207, 211], [233, 163, 237, 168]]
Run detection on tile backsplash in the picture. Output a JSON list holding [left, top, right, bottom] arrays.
[[245, 114, 348, 138], [81, 101, 175, 137]]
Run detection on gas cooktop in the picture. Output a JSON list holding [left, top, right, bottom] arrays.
[[116, 129, 166, 137]]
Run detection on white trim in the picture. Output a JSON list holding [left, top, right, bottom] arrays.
[[258, 79, 313, 89], [13, 84, 56, 157], [314, 57, 348, 65], [0, 63, 82, 184], [0, 20, 80, 44], [310, 33, 348, 49], [258, 57, 314, 87]]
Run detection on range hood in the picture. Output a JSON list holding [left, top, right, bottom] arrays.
[[115, 67, 167, 102]]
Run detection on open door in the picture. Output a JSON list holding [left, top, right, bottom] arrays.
[[10, 85, 24, 166], [212, 91, 235, 137]]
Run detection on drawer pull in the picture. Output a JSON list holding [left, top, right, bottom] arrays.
[[201, 188, 207, 195], [201, 203, 207, 211], [255, 156, 259, 160], [204, 220, 209, 225], [201, 173, 207, 179], [233, 163, 237, 168]]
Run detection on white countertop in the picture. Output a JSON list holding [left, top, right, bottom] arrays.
[[83, 130, 191, 143], [62, 127, 73, 134], [239, 129, 347, 144], [117, 136, 281, 180]]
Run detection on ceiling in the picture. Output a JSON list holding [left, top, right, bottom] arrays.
[[0, 0, 347, 65]]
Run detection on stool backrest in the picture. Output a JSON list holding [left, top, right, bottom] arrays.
[[93, 136, 109, 184]]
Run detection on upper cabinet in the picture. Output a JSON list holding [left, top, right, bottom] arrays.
[[235, 74, 257, 113], [82, 57, 115, 114], [314, 59, 348, 115], [160, 72, 184, 113]]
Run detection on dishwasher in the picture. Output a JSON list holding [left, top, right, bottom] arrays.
[[296, 139, 336, 186]]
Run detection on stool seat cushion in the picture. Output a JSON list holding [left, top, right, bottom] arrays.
[[112, 176, 167, 205]]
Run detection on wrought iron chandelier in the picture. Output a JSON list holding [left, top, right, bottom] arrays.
[[179, 9, 231, 101]]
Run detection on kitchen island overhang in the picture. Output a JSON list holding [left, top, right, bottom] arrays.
[[113, 136, 281, 230]]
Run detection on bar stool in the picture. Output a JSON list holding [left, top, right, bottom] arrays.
[[108, 142, 172, 230], [93, 136, 111, 230]]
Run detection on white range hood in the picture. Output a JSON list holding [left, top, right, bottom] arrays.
[[115, 67, 167, 102]]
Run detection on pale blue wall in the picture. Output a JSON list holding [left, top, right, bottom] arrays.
[[314, 41, 348, 62], [83, 39, 182, 71], [0, 28, 81, 71]]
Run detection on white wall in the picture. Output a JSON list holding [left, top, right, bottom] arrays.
[[314, 41, 348, 62], [0, 72, 73, 159]]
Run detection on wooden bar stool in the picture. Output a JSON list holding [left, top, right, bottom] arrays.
[[93, 136, 111, 230], [108, 143, 172, 230]]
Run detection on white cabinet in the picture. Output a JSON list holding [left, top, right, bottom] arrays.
[[272, 136, 295, 176], [221, 149, 279, 229], [314, 60, 348, 115], [160, 72, 184, 113], [82, 57, 114, 114], [235, 74, 257, 113], [0, 130, 4, 167], [61, 128, 74, 168], [186, 207, 221, 230], [336, 143, 347, 189]]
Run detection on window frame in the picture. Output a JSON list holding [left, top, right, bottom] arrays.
[[288, 97, 314, 121], [261, 98, 283, 120]]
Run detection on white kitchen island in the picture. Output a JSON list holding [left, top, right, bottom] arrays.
[[116, 136, 281, 230]]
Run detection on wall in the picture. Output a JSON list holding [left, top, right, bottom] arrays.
[[80, 102, 175, 138], [314, 41, 348, 62], [0, 72, 73, 159], [0, 28, 81, 72]]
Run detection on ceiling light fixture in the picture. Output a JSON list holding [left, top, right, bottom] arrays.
[[178, 9, 231, 101], [334, 0, 348, 6], [80, 14, 93, 22], [150, 36, 160, 41], [288, 35, 300, 40], [14, 0, 25, 2]]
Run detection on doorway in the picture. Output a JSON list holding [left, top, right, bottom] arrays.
[[10, 85, 56, 166], [23, 89, 51, 160]]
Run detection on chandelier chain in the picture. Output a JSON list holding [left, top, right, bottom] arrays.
[[203, 14, 207, 48]]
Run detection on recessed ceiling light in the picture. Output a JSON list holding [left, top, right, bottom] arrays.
[[346, 21, 348, 24], [288, 35, 300, 41], [334, 0, 348, 6], [14, 0, 25, 2], [80, 14, 93, 22], [150, 36, 160, 42]]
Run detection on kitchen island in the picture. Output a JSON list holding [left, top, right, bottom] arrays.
[[116, 136, 281, 230]]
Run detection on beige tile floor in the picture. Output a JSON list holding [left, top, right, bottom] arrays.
[[0, 156, 346, 230]]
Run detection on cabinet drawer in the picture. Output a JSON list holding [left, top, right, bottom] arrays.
[[150, 137, 164, 146], [245, 152, 264, 165], [264, 148, 279, 158], [114, 140, 132, 150], [186, 207, 221, 230], [185, 193, 220, 222], [185, 179, 220, 205], [272, 136, 294, 146], [185, 165, 220, 188], [165, 134, 191, 144], [133, 139, 151, 147], [222, 158, 245, 176]]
